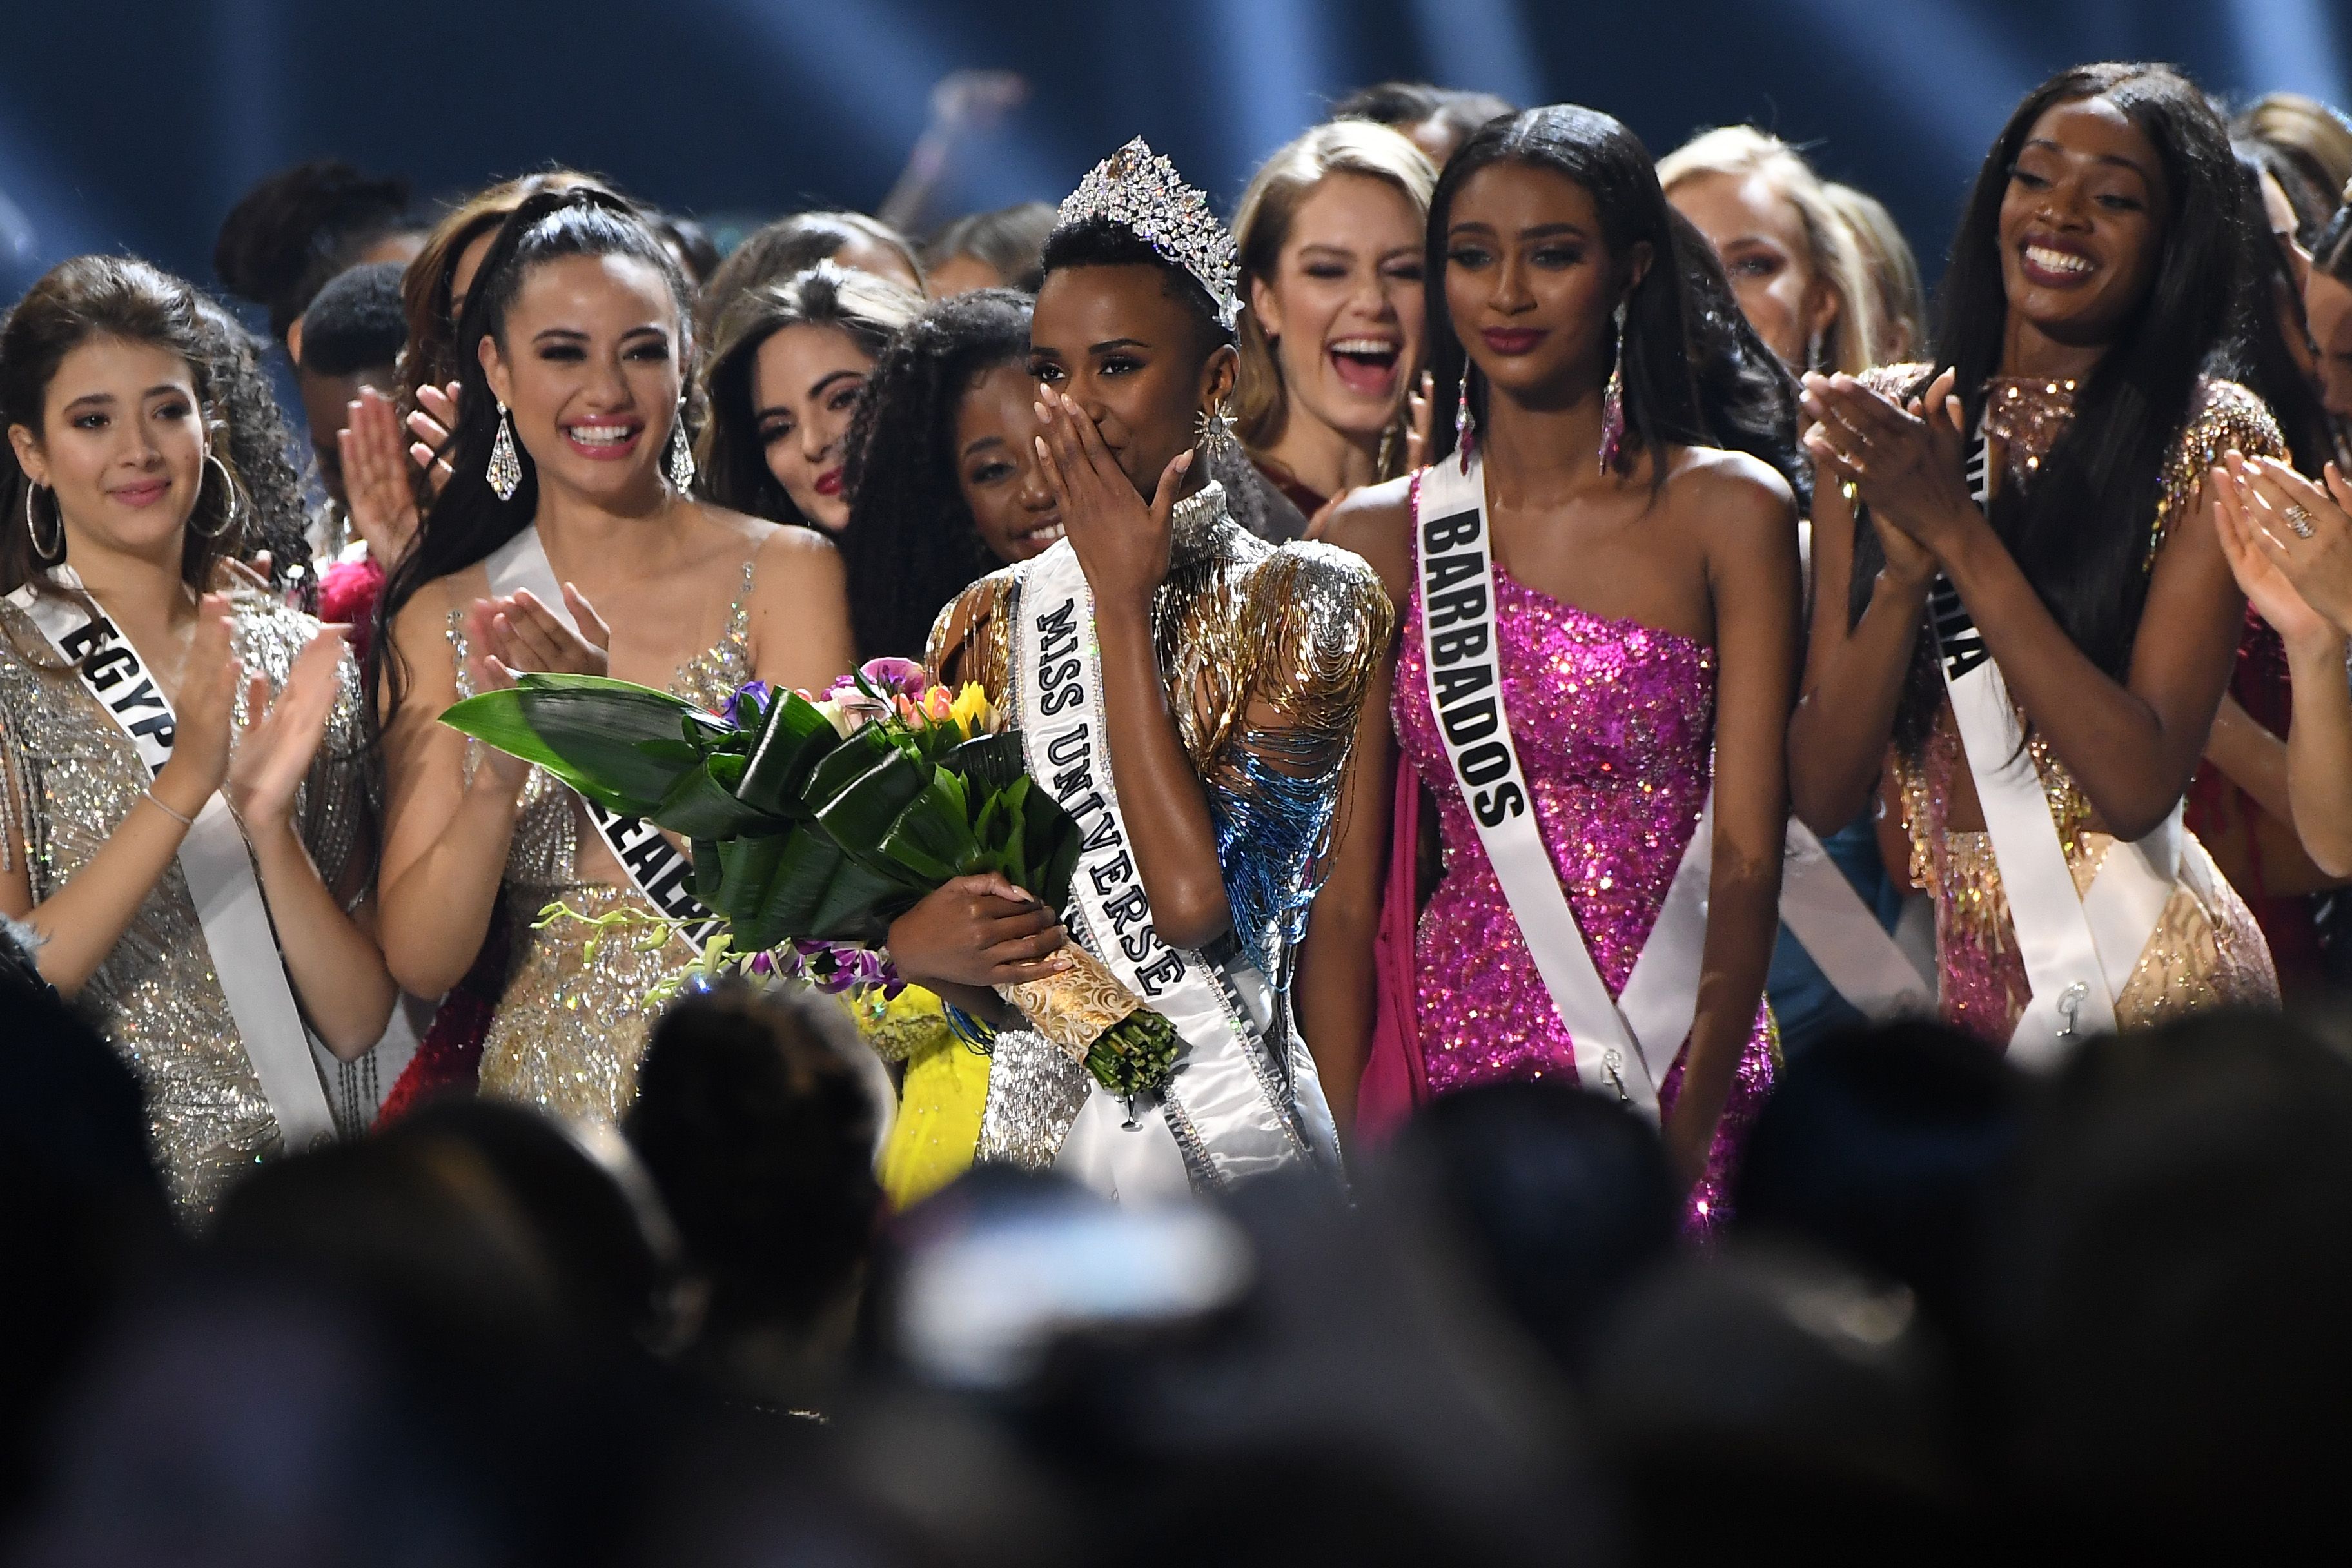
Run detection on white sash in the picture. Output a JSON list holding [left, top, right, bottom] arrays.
[[1935, 437, 2180, 1064], [1778, 819, 1936, 1018], [7, 571, 337, 1152], [1014, 536, 1317, 1197], [1939, 654, 2179, 1064], [480, 529, 723, 948], [1413, 457, 1722, 1119]]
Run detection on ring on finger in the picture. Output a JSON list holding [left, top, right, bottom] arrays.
[[2285, 501, 2317, 540]]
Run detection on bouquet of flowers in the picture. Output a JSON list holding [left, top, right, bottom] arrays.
[[440, 657, 1180, 1097]]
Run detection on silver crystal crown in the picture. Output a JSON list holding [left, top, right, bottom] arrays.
[[1055, 137, 1239, 331]]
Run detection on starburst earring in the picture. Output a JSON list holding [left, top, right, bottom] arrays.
[[665, 396, 696, 491], [1194, 398, 1239, 462], [487, 400, 522, 501]]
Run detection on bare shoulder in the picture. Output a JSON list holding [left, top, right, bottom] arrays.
[[1316, 474, 1417, 600], [745, 518, 845, 595], [1665, 446, 1798, 542]]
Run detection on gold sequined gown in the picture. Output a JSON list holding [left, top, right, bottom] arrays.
[[458, 558, 758, 1122], [927, 481, 1393, 1171], [1869, 368, 2284, 1041], [0, 582, 371, 1216]]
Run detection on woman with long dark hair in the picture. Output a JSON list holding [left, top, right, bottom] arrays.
[[370, 190, 854, 1124], [1312, 106, 1803, 1227], [0, 257, 391, 1213], [694, 264, 921, 538], [1791, 63, 2284, 1050], [833, 287, 1054, 1204]]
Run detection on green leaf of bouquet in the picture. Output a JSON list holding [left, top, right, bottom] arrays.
[[803, 723, 899, 810], [652, 764, 783, 841], [738, 691, 843, 816], [713, 831, 791, 921], [944, 730, 1028, 796], [877, 769, 983, 883], [805, 854, 910, 944], [815, 749, 935, 862], [438, 675, 727, 816]]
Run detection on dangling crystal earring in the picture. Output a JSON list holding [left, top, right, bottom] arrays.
[[1805, 325, 1828, 374], [665, 396, 696, 491], [487, 401, 523, 502], [1598, 302, 1628, 475], [1193, 398, 1239, 462], [1455, 375, 1477, 473]]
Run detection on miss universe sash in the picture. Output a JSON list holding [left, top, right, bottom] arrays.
[[481, 529, 724, 950], [1014, 535, 1323, 1198], [1414, 456, 1725, 1120], [1930, 440, 2180, 1064], [7, 570, 338, 1152]]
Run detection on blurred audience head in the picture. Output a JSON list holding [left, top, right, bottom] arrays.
[[1988, 1011, 2352, 1553], [212, 159, 420, 344], [2231, 141, 2338, 475], [0, 939, 171, 1516], [841, 286, 1044, 658], [923, 202, 1056, 295], [1660, 124, 1880, 373], [1232, 119, 1435, 488], [1379, 1081, 1677, 1375], [696, 260, 921, 535], [700, 210, 925, 337], [1329, 81, 1517, 168], [1735, 1020, 2020, 1344], [1820, 180, 1929, 363], [626, 985, 885, 1392], [288, 260, 407, 509], [1585, 1243, 1961, 1559]]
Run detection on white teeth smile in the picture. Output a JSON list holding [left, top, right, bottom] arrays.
[[2024, 244, 2095, 276], [565, 425, 636, 446], [1028, 523, 1066, 544], [1329, 338, 1400, 359]]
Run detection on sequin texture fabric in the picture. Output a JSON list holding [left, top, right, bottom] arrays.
[[1392, 549, 1774, 1235], [0, 583, 371, 1217], [459, 557, 758, 1122], [933, 484, 1393, 1170], [1871, 367, 2288, 1039]]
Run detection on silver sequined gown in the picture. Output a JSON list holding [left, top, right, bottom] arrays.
[[456, 558, 757, 1122], [0, 582, 371, 1217]]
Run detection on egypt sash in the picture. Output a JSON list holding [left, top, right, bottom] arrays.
[[1413, 456, 1723, 1119], [480, 529, 723, 950], [1014, 536, 1312, 1195], [8, 571, 337, 1152], [1932, 439, 2180, 1063]]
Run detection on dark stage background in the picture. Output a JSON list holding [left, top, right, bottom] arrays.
[[1, 0, 2346, 302]]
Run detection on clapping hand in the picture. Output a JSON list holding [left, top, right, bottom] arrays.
[[2216, 452, 2352, 644], [226, 628, 348, 832], [153, 596, 242, 815], [1032, 387, 1193, 612], [338, 387, 421, 563], [463, 584, 611, 685], [407, 380, 462, 496], [1803, 368, 1969, 584]]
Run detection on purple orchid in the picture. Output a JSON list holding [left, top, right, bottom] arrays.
[[725, 679, 772, 730]]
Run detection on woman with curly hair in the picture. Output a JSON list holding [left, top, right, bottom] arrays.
[[838, 288, 1057, 657], [189, 294, 317, 609], [833, 287, 1054, 1204]]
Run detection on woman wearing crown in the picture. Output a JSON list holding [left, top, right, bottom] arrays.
[[876, 141, 1395, 1199]]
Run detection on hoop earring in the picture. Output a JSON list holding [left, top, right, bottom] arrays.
[[190, 450, 242, 540], [23, 483, 63, 564], [665, 395, 697, 491], [1598, 302, 1627, 475], [487, 401, 523, 501]]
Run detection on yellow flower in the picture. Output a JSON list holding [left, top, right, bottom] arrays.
[[949, 681, 998, 738]]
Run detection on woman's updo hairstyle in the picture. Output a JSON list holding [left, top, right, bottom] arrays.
[[371, 189, 692, 721], [0, 256, 250, 596]]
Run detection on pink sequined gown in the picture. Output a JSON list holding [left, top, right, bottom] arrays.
[[1393, 533, 1776, 1233]]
